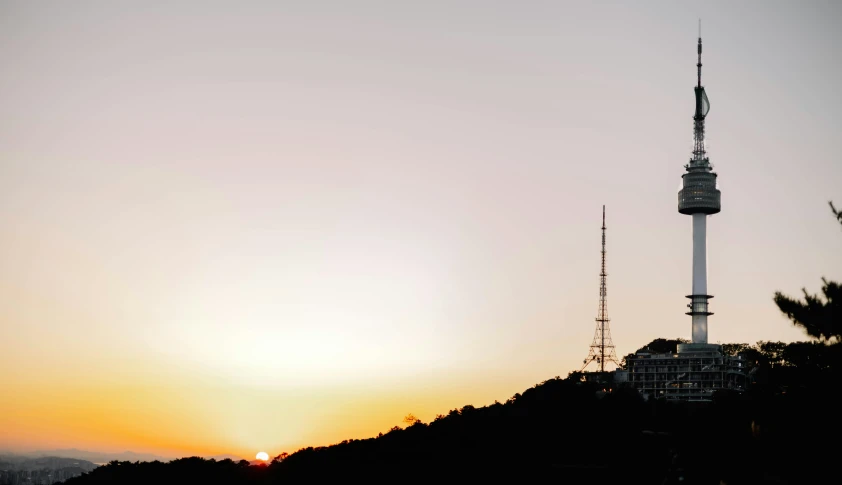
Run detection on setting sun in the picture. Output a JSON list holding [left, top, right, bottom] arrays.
[[255, 452, 269, 462]]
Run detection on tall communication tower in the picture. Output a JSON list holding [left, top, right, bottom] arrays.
[[678, 29, 720, 344], [582, 206, 620, 372]]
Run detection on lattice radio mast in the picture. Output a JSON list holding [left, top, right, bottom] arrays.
[[582, 205, 620, 372]]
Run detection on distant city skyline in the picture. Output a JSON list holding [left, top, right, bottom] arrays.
[[1, 0, 840, 459]]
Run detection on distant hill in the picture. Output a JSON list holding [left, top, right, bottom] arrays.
[[0, 454, 97, 471], [2, 449, 251, 466], [8, 449, 248, 465], [22, 448, 171, 463], [206, 454, 247, 462]]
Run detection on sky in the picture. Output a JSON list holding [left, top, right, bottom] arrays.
[[1, 0, 840, 460]]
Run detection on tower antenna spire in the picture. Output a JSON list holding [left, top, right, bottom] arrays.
[[697, 20, 703, 88], [581, 205, 620, 372], [691, 22, 710, 165]]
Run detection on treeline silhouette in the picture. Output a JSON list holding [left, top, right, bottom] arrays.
[[620, 337, 841, 391]]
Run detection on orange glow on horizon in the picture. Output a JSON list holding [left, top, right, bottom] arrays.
[[0, 361, 532, 460]]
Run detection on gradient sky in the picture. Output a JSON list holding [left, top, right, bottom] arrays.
[[1, 0, 840, 459]]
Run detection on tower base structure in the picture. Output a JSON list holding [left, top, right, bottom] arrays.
[[618, 343, 748, 402]]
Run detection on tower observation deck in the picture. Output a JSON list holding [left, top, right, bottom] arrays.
[[678, 33, 720, 345]]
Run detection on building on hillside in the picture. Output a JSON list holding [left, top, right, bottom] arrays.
[[624, 343, 747, 401]]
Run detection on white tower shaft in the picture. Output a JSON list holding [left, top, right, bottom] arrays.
[[691, 213, 708, 343]]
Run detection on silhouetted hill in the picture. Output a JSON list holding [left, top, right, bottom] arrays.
[[56, 378, 689, 483], [58, 340, 841, 484]]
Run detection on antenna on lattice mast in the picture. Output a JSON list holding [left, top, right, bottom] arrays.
[[581, 205, 620, 372]]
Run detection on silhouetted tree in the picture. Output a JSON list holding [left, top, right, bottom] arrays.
[[566, 370, 585, 381], [831, 201, 842, 226], [757, 341, 788, 367], [773, 202, 841, 342], [774, 278, 841, 342], [619, 338, 689, 369], [637, 338, 688, 354], [721, 342, 752, 356]]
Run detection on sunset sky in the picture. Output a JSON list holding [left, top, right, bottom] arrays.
[[1, 0, 840, 460]]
